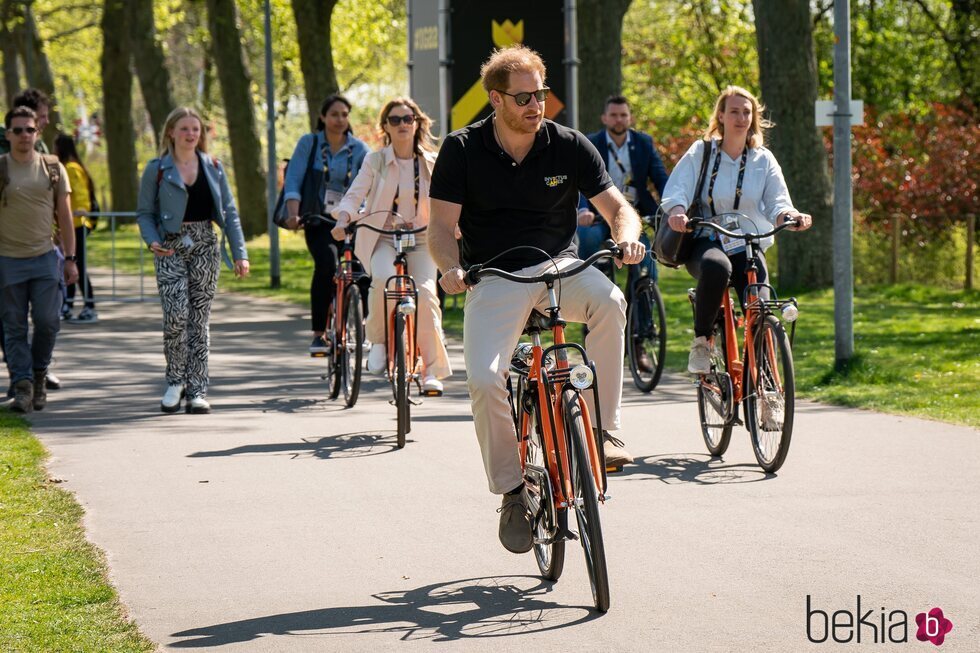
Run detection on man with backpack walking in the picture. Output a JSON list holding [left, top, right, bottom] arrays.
[[0, 106, 78, 412]]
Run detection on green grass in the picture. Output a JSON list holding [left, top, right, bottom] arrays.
[[0, 414, 155, 652], [87, 225, 980, 427]]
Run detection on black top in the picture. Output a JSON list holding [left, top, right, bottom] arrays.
[[182, 157, 214, 223], [430, 116, 613, 271]]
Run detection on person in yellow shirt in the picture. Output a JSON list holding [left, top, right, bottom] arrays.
[[54, 134, 98, 323]]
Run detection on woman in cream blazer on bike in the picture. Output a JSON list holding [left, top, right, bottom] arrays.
[[332, 97, 452, 394]]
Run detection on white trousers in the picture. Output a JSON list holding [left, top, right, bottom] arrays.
[[463, 258, 626, 494], [366, 235, 452, 379]]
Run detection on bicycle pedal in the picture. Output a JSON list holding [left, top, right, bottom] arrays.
[[421, 389, 443, 397], [409, 398, 423, 406], [605, 465, 624, 474], [310, 352, 328, 358]]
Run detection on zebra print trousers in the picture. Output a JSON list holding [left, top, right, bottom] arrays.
[[155, 222, 220, 399]]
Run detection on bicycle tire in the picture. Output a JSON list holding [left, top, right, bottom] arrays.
[[626, 279, 667, 392], [696, 317, 734, 456], [745, 314, 795, 473], [395, 312, 408, 449], [327, 305, 342, 401], [564, 389, 610, 612], [342, 285, 364, 407], [523, 391, 565, 581]]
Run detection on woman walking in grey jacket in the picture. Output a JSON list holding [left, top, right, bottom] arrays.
[[137, 107, 249, 414]]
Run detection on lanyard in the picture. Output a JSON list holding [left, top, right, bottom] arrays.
[[707, 143, 748, 217], [320, 137, 353, 189], [608, 141, 632, 186], [391, 156, 420, 217]]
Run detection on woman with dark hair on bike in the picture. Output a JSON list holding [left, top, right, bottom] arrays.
[[330, 97, 451, 394], [283, 95, 369, 356], [662, 85, 812, 374], [54, 133, 98, 323]]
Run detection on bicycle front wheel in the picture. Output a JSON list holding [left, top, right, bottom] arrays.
[[394, 312, 409, 449], [564, 390, 609, 612], [626, 279, 667, 392], [745, 314, 795, 473], [342, 285, 364, 407]]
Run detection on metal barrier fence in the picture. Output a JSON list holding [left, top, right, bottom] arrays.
[[77, 211, 157, 304]]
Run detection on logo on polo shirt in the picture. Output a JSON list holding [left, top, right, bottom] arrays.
[[544, 175, 567, 188]]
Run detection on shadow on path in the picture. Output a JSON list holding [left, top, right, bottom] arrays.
[[188, 430, 409, 460], [616, 453, 773, 485], [169, 575, 599, 647]]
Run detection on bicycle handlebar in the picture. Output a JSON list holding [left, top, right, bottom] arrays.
[[689, 213, 798, 241], [465, 241, 623, 286], [355, 223, 428, 236]]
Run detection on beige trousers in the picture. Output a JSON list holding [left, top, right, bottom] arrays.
[[366, 234, 452, 379], [463, 258, 626, 494]]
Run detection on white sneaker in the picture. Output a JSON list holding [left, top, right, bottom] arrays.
[[422, 375, 444, 395], [367, 343, 386, 374], [688, 336, 712, 374], [186, 395, 211, 414], [161, 384, 185, 413]]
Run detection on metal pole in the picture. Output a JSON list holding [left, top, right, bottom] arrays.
[[437, 0, 450, 141], [832, 0, 854, 365], [563, 0, 578, 130], [264, 0, 281, 289]]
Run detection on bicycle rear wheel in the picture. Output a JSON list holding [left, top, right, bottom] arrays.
[[745, 314, 795, 473], [327, 306, 342, 401], [563, 390, 609, 612], [523, 395, 566, 581], [626, 279, 667, 392], [342, 285, 364, 407], [394, 312, 409, 449]]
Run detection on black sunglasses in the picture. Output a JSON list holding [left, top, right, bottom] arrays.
[[496, 88, 550, 107], [10, 126, 38, 135], [386, 114, 417, 126]]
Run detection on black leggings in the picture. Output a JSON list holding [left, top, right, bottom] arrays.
[[65, 226, 95, 309], [304, 223, 339, 333], [685, 237, 768, 338]]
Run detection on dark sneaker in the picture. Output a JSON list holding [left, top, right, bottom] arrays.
[[60, 304, 72, 321], [32, 370, 47, 411], [600, 431, 634, 471], [634, 339, 654, 373], [10, 379, 33, 413], [309, 336, 330, 357], [497, 488, 533, 554], [69, 307, 99, 324]]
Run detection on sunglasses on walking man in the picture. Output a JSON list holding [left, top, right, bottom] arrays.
[[10, 126, 38, 135]]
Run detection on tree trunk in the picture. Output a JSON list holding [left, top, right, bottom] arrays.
[[753, 0, 834, 288], [14, 3, 61, 145], [101, 0, 138, 213], [205, 0, 268, 237], [290, 0, 339, 131], [577, 0, 632, 134], [1, 29, 19, 106], [127, 0, 176, 144], [950, 0, 978, 111]]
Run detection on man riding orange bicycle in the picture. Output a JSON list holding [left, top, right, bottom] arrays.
[[428, 45, 645, 554]]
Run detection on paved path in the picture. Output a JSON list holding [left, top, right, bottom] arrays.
[[29, 273, 979, 651]]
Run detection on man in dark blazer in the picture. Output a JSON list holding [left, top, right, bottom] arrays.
[[577, 96, 668, 371]]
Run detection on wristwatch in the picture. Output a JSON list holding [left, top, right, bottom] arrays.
[[65, 255, 78, 262]]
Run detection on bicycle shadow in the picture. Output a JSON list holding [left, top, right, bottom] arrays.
[[169, 575, 598, 647], [187, 430, 408, 460], [616, 453, 772, 485]]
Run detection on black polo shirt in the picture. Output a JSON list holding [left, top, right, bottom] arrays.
[[430, 116, 613, 271]]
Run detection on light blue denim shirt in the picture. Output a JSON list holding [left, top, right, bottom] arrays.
[[136, 152, 248, 268], [283, 131, 368, 201]]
